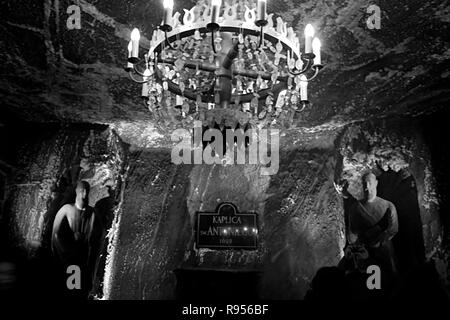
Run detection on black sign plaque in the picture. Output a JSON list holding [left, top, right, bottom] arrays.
[[196, 203, 258, 250]]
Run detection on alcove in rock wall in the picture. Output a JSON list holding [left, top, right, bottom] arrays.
[[336, 114, 449, 288], [0, 123, 126, 298]]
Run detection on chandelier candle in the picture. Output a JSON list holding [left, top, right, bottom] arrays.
[[257, 0, 267, 24], [163, 0, 174, 29], [142, 68, 151, 99], [300, 75, 308, 101], [312, 37, 321, 65], [211, 0, 222, 25], [126, 41, 133, 70], [130, 28, 140, 63], [304, 24, 315, 54]]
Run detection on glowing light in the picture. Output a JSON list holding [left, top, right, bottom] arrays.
[[131, 28, 140, 41], [304, 24, 315, 37], [304, 24, 315, 54], [143, 68, 152, 77], [300, 75, 308, 101], [163, 0, 174, 9], [312, 37, 321, 64], [312, 37, 321, 50]]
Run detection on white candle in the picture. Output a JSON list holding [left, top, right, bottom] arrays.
[[211, 0, 222, 25], [300, 75, 308, 101], [142, 68, 151, 98], [130, 28, 140, 60], [312, 37, 321, 65], [257, 0, 267, 22], [163, 0, 174, 27], [304, 24, 315, 54], [127, 41, 133, 69]]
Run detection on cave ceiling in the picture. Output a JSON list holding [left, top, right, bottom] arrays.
[[0, 0, 449, 147]]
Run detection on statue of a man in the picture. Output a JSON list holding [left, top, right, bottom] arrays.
[[51, 181, 97, 296], [335, 172, 399, 280]]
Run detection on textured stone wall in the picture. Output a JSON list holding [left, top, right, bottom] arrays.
[[2, 113, 449, 299], [4, 125, 91, 255], [104, 114, 450, 299], [335, 114, 449, 288], [260, 148, 345, 299], [104, 142, 344, 299], [104, 150, 192, 299], [3, 125, 125, 257]]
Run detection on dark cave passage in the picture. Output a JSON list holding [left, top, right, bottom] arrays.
[[376, 169, 426, 273]]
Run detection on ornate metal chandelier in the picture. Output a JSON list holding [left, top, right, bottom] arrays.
[[126, 0, 323, 129]]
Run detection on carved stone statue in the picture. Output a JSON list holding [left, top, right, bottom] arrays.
[[51, 180, 98, 296], [335, 172, 399, 284]]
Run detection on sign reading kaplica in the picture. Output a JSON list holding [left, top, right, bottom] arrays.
[[171, 121, 279, 175]]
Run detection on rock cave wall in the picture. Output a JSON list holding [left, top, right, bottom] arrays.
[[2, 112, 449, 299], [105, 113, 450, 299], [3, 124, 125, 253], [335, 114, 449, 289], [0, 123, 126, 297], [104, 140, 345, 300]]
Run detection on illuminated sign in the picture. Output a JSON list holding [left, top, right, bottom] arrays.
[[196, 202, 258, 250]]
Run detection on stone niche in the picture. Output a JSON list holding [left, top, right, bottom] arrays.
[[335, 114, 449, 289], [0, 123, 126, 298]]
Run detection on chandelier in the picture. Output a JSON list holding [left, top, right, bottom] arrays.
[[125, 0, 323, 130]]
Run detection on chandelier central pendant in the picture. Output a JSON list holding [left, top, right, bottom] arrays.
[[126, 0, 323, 128]]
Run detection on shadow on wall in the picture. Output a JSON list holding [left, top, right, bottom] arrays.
[[421, 108, 450, 263], [376, 168, 426, 273], [91, 186, 117, 297]]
